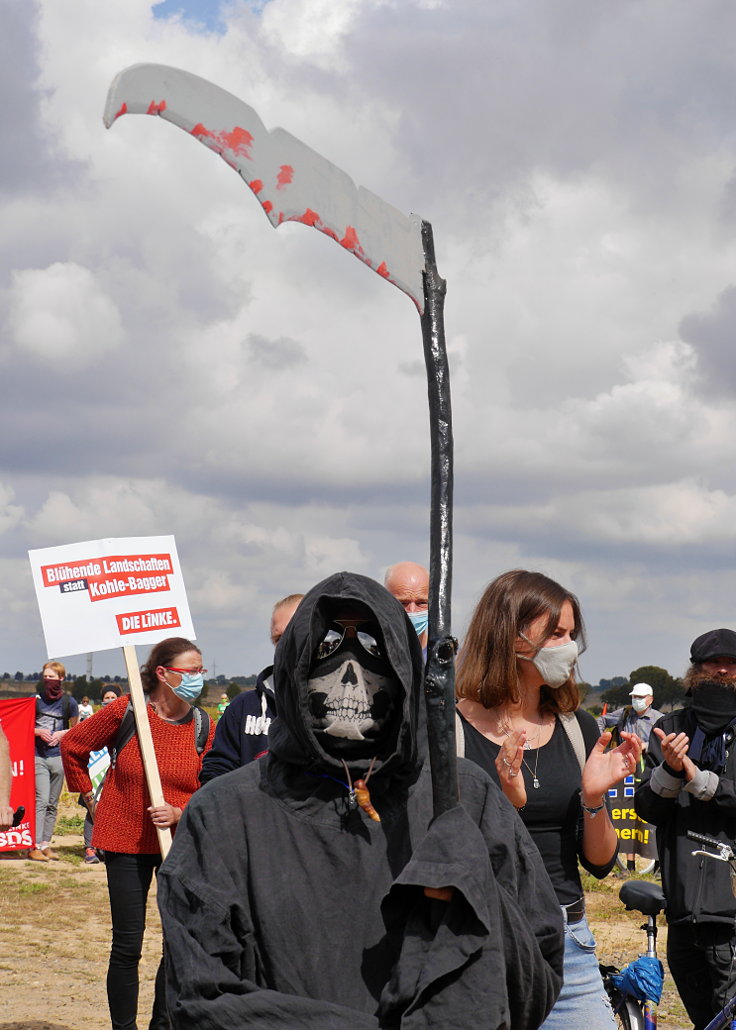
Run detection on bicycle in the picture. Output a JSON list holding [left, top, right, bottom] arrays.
[[615, 851, 657, 876], [601, 878, 665, 1030], [602, 835, 736, 1030]]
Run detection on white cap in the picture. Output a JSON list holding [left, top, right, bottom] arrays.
[[629, 682, 652, 698]]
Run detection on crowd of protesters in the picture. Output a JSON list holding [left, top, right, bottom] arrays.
[[1, 563, 734, 1029]]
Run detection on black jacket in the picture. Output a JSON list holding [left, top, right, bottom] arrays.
[[199, 667, 275, 784], [158, 571, 563, 1029], [635, 706, 736, 927]]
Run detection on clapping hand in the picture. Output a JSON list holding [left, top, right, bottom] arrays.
[[653, 727, 697, 781], [582, 730, 643, 799]]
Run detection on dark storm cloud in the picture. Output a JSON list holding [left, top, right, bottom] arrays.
[[680, 286, 736, 396], [0, 0, 81, 195], [246, 332, 307, 369]]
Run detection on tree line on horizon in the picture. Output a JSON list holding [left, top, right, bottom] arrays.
[[2, 666, 685, 711], [580, 665, 686, 714]]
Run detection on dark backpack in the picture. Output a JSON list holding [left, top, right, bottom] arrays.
[[109, 699, 211, 769], [36, 692, 73, 729]]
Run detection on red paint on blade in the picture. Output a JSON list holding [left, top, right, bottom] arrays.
[[220, 126, 254, 157], [376, 262, 389, 278], [147, 100, 167, 115], [113, 102, 128, 122], [262, 200, 273, 214], [190, 123, 252, 159], [296, 209, 321, 226], [249, 179, 264, 194], [191, 122, 216, 141], [340, 226, 360, 251], [276, 165, 294, 189]]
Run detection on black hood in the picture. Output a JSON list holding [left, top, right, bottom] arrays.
[[269, 571, 424, 781]]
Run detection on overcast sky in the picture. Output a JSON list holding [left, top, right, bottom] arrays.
[[2, 0, 736, 686]]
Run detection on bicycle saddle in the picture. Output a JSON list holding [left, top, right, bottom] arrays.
[[619, 879, 666, 916]]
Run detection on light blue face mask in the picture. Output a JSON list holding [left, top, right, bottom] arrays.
[[407, 610, 429, 638], [170, 671, 204, 703]]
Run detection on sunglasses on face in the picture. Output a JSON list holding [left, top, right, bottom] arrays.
[[315, 620, 384, 661]]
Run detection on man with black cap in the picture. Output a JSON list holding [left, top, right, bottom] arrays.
[[158, 571, 563, 1029], [636, 628, 736, 1030]]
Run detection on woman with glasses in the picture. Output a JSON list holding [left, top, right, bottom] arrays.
[[455, 570, 641, 1030], [62, 637, 214, 1030]]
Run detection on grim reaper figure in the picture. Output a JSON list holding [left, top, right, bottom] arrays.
[[157, 571, 563, 1030]]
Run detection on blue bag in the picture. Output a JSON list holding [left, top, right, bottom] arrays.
[[609, 954, 664, 1004]]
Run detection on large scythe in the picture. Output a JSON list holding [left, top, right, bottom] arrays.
[[104, 65, 458, 818]]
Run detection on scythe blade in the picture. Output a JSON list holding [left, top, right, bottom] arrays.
[[104, 63, 426, 313]]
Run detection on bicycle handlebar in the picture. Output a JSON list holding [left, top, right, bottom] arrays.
[[686, 829, 726, 849], [687, 829, 736, 866]]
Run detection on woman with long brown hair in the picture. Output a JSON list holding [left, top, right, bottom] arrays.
[[456, 570, 641, 1029], [62, 637, 214, 1030]]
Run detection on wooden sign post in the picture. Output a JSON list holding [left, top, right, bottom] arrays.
[[123, 645, 172, 858]]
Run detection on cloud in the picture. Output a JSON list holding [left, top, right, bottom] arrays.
[[8, 262, 125, 366], [246, 332, 307, 369], [2, 0, 736, 683], [680, 286, 736, 396]]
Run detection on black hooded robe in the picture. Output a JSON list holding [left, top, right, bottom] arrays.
[[158, 572, 563, 1029]]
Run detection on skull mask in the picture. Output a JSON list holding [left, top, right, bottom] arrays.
[[307, 617, 399, 752]]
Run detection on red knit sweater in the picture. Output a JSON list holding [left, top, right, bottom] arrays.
[[61, 695, 214, 855]]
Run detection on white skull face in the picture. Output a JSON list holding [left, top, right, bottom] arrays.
[[307, 655, 396, 740]]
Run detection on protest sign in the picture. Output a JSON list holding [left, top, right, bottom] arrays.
[[89, 747, 111, 798], [28, 535, 194, 657], [0, 698, 36, 852], [28, 536, 193, 857], [608, 774, 657, 860]]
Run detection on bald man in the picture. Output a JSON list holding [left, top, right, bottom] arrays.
[[384, 561, 429, 651]]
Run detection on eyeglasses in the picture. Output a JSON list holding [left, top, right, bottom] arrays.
[[165, 666, 207, 675], [315, 621, 383, 661]]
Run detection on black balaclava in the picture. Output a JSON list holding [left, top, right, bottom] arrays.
[[686, 668, 736, 768], [307, 623, 400, 760]]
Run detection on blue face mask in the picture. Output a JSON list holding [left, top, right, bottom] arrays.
[[407, 610, 429, 638], [170, 671, 204, 703]]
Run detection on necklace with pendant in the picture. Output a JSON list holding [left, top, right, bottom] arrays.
[[521, 746, 541, 789], [498, 714, 542, 750]]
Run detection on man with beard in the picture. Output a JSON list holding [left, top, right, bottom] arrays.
[[636, 628, 736, 1030], [158, 572, 563, 1029]]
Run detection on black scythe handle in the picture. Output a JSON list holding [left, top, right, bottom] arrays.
[[419, 220, 458, 819]]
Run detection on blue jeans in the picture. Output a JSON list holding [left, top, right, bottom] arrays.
[[540, 910, 616, 1029]]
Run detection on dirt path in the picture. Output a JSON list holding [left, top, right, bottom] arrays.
[[0, 829, 161, 1030], [0, 798, 690, 1029]]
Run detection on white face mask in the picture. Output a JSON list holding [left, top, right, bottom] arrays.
[[631, 697, 650, 714], [517, 639, 578, 689]]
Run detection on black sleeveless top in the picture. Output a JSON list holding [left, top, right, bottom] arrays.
[[458, 708, 615, 906]]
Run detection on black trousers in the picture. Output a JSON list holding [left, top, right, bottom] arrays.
[[667, 921, 736, 1030], [105, 851, 169, 1030]]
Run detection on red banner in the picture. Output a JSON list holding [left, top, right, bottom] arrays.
[[0, 698, 36, 852]]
